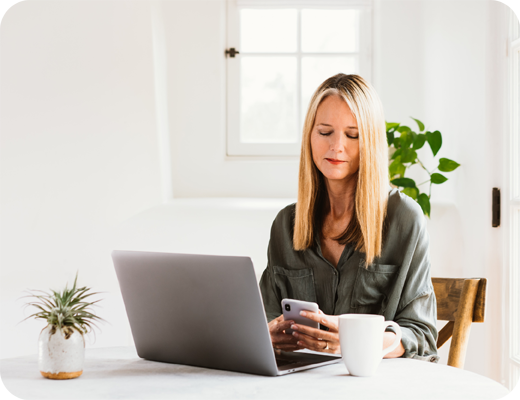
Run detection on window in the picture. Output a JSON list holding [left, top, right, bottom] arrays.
[[226, 0, 373, 156]]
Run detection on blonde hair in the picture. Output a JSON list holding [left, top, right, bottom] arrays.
[[293, 74, 388, 266]]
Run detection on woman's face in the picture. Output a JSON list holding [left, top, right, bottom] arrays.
[[310, 95, 360, 183]]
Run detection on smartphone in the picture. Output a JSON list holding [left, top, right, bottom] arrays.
[[281, 298, 319, 334]]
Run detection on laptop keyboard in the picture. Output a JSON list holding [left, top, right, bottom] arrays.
[[275, 357, 299, 367]]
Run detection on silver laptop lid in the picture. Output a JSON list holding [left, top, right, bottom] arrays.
[[112, 250, 279, 376]]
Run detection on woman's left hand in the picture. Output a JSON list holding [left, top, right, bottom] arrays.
[[290, 310, 340, 354]]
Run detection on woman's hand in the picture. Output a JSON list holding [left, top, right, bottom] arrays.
[[268, 315, 303, 352], [290, 310, 341, 354]]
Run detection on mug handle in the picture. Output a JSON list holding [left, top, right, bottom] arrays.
[[381, 321, 402, 358]]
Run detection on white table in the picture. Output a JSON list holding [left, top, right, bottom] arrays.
[[0, 347, 510, 400]]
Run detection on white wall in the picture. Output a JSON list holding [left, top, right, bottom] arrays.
[[0, 0, 514, 388], [163, 0, 300, 198], [421, 0, 508, 384], [374, 0, 509, 384], [0, 0, 163, 354]]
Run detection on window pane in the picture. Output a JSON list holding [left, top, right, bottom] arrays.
[[240, 57, 297, 143], [301, 9, 359, 53], [240, 9, 297, 53], [301, 56, 358, 114]]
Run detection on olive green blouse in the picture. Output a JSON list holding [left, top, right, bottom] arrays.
[[259, 188, 440, 362]]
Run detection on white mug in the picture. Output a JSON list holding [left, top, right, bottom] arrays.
[[338, 314, 402, 377]]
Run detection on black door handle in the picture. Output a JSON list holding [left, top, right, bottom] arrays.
[[492, 188, 500, 228]]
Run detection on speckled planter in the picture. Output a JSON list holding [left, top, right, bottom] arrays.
[[38, 325, 85, 380]]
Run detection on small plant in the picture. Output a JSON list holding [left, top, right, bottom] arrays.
[[22, 273, 104, 335], [386, 117, 460, 217]]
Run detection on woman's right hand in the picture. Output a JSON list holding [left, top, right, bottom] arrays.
[[268, 314, 302, 352]]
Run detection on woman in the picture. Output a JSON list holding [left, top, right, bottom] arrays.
[[259, 73, 439, 362]]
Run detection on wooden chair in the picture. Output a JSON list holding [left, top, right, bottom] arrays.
[[431, 278, 487, 369]]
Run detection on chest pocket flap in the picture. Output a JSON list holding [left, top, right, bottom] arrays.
[[350, 261, 400, 314], [273, 266, 317, 303]]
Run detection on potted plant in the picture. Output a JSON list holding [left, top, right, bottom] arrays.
[[386, 117, 461, 217], [22, 273, 104, 379]]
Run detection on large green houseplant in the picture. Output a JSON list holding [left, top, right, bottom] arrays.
[[386, 117, 460, 217]]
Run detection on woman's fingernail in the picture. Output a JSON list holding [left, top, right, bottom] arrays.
[[298, 341, 304, 346], [292, 331, 298, 337], [291, 324, 297, 330], [300, 311, 306, 316]]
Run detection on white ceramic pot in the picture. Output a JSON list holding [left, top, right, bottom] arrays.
[[38, 325, 85, 379]]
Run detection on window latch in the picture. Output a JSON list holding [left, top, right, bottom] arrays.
[[225, 48, 240, 58]]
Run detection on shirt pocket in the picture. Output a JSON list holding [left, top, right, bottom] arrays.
[[350, 261, 400, 314], [273, 266, 317, 303]]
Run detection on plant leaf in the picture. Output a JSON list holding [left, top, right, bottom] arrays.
[[391, 148, 402, 160], [426, 130, 442, 156], [411, 117, 425, 132], [401, 148, 417, 163], [391, 177, 416, 188], [393, 137, 401, 149], [399, 131, 413, 149], [397, 125, 411, 133], [438, 158, 460, 172], [413, 133, 426, 150], [431, 173, 448, 184], [387, 130, 394, 146], [417, 193, 431, 217], [402, 187, 419, 200], [21, 274, 105, 332], [386, 122, 400, 131], [389, 156, 406, 177]]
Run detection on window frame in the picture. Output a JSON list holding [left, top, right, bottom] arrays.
[[226, 0, 373, 157]]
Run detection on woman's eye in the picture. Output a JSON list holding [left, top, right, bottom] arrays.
[[319, 131, 333, 136], [347, 134, 359, 139]]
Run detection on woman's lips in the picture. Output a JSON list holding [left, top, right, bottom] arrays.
[[326, 158, 346, 165]]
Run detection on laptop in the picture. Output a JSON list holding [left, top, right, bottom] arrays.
[[111, 250, 341, 376]]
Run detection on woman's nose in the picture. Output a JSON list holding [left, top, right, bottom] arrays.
[[329, 133, 346, 152]]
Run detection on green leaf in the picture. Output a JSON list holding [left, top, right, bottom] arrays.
[[21, 274, 106, 333], [413, 134, 426, 150], [411, 117, 425, 132], [386, 122, 400, 131], [391, 148, 402, 160], [431, 173, 448, 184], [389, 156, 406, 177], [401, 148, 417, 163], [408, 131, 417, 148], [397, 125, 411, 133], [399, 131, 413, 149], [417, 193, 431, 217], [391, 177, 416, 188], [438, 158, 460, 172], [387, 130, 394, 146], [393, 137, 401, 149], [426, 130, 442, 156], [402, 187, 419, 200]]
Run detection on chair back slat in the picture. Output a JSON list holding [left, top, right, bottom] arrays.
[[473, 278, 487, 323], [432, 278, 466, 321]]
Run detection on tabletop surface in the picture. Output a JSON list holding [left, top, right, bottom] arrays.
[[0, 346, 510, 400]]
